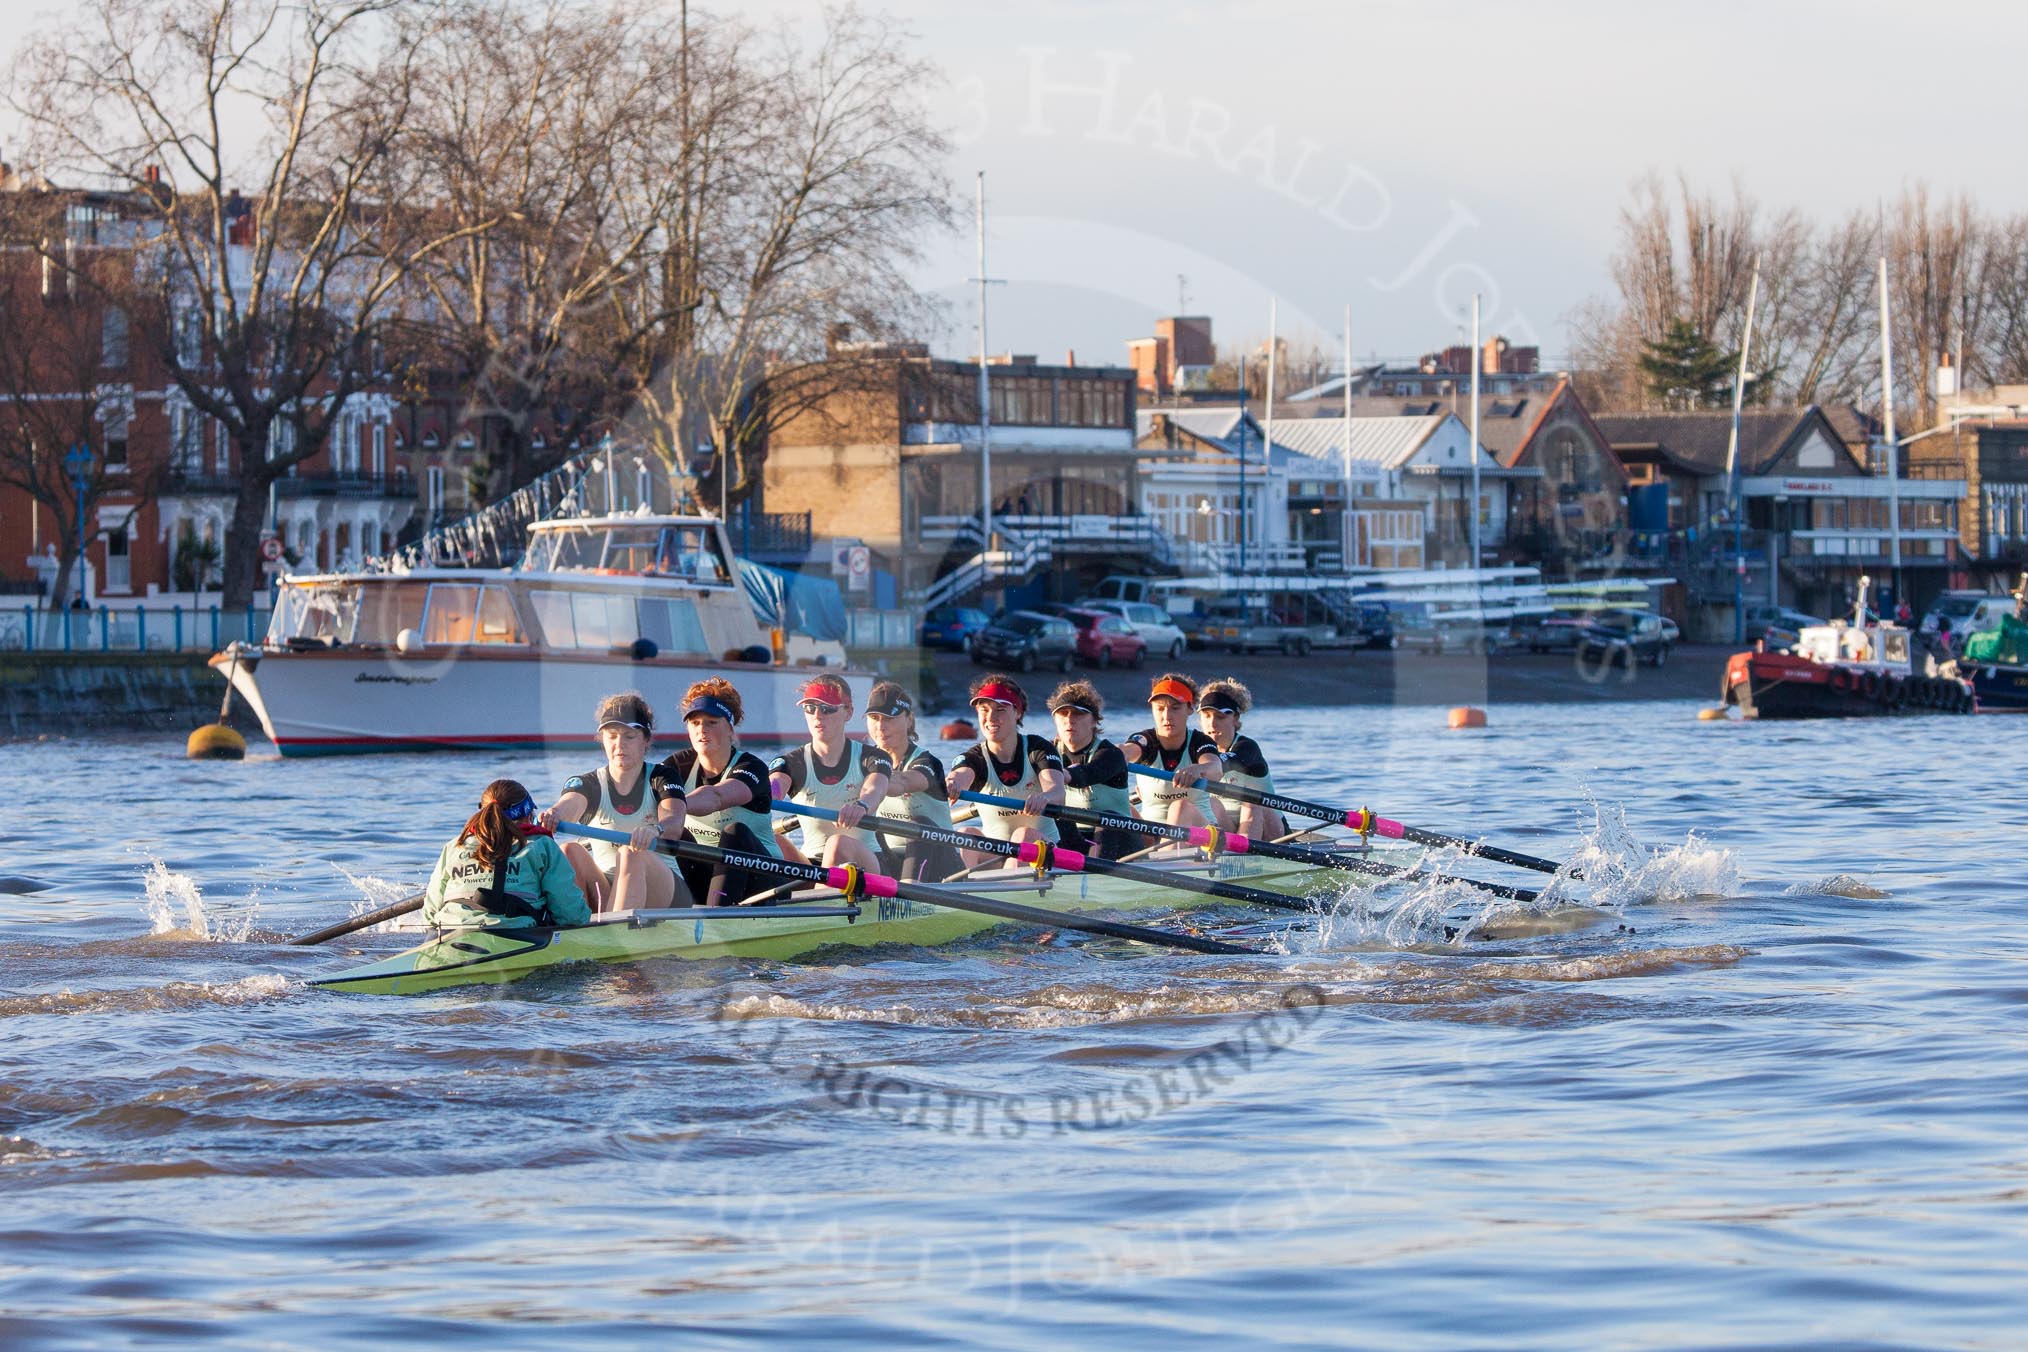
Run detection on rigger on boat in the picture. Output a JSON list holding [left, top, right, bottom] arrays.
[[303, 669, 1585, 996]]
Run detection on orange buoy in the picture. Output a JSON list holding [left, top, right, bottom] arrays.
[[939, 718, 977, 740], [1446, 706, 1487, 729]]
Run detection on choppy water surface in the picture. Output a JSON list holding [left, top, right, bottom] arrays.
[[2, 699, 2024, 1348]]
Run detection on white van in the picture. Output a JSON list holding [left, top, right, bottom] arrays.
[[1921, 591, 2015, 640]]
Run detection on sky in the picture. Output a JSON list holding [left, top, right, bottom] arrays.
[[7, 0, 2024, 373]]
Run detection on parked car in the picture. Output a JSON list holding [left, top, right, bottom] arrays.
[[1742, 604, 1825, 644], [1920, 591, 2015, 640], [1187, 602, 1333, 655], [918, 606, 991, 652], [1576, 610, 1673, 667], [970, 610, 1077, 672], [1078, 599, 1189, 660], [1061, 608, 1147, 669], [1520, 613, 1596, 653], [1339, 600, 1396, 650]]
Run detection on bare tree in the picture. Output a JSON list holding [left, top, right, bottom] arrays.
[[0, 234, 165, 607], [5, 0, 499, 604], [622, 4, 952, 513], [1887, 184, 1996, 427], [397, 0, 719, 500]]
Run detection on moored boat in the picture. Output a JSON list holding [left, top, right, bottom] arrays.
[[1722, 576, 1973, 720], [214, 510, 872, 756]]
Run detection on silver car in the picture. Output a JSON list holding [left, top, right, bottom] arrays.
[[1079, 599, 1188, 661]]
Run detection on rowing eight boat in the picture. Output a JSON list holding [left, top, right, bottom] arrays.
[[310, 852, 1330, 996]]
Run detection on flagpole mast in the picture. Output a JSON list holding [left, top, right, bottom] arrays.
[[1342, 303, 1353, 571]]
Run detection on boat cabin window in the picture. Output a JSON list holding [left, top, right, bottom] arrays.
[[638, 597, 707, 653], [353, 583, 428, 645], [1882, 630, 1908, 665], [423, 584, 526, 645], [528, 589, 707, 654]]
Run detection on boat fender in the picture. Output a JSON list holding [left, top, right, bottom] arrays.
[[940, 718, 977, 740], [630, 637, 659, 662], [1861, 671, 1882, 701], [1829, 668, 1851, 693], [186, 723, 247, 760], [396, 627, 421, 654], [739, 644, 772, 664], [1885, 675, 1906, 708]]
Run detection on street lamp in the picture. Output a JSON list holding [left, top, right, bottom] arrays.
[[62, 443, 92, 606]]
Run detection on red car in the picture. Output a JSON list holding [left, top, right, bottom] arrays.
[[1064, 607, 1147, 669]]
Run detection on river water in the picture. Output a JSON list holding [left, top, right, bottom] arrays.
[[2, 698, 2023, 1348]]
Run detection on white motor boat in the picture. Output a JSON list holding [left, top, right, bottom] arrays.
[[211, 512, 872, 756]]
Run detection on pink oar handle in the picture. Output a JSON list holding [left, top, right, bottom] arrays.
[[1347, 809, 1406, 838], [1017, 840, 1087, 872], [1181, 826, 1253, 853], [824, 866, 899, 898]]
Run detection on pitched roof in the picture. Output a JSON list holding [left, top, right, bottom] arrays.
[[1591, 407, 1849, 475], [1263, 414, 1455, 472]]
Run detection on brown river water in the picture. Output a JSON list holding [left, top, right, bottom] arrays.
[[2, 697, 2023, 1348]]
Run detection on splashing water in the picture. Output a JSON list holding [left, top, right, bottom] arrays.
[[1544, 791, 1741, 911], [140, 860, 262, 942], [1783, 874, 1891, 900], [332, 866, 423, 921]]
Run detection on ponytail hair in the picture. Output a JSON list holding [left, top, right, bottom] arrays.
[[459, 778, 531, 869]]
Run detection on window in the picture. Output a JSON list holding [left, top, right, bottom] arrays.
[[103, 405, 129, 467], [426, 465, 445, 521], [104, 525, 130, 591], [170, 406, 201, 473], [352, 583, 427, 644], [422, 584, 501, 645], [474, 587, 525, 644], [267, 419, 296, 463], [371, 423, 386, 478], [636, 597, 706, 654], [101, 306, 128, 367]]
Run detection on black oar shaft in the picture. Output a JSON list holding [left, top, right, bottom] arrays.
[[1127, 766, 1572, 877], [287, 892, 425, 946], [884, 878, 1256, 955], [962, 791, 1535, 900], [561, 822, 1257, 957]]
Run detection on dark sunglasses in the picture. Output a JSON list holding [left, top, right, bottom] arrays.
[[799, 699, 845, 716], [502, 796, 538, 822]]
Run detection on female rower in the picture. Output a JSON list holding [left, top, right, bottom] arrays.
[[655, 678, 782, 905], [1196, 678, 1285, 841], [542, 692, 686, 913], [1120, 673, 1223, 828], [1046, 679, 1145, 859], [944, 674, 1066, 868], [767, 674, 892, 872], [423, 779, 591, 930], [862, 680, 964, 881]]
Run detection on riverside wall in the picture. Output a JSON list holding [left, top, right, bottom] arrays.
[[0, 654, 235, 737]]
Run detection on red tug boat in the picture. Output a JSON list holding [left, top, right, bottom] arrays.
[[1723, 576, 1974, 719]]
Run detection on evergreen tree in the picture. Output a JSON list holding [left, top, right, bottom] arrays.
[[1638, 318, 1738, 410]]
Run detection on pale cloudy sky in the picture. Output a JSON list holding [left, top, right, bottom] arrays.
[[8, 1, 2023, 370]]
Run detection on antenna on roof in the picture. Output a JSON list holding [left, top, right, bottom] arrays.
[[1178, 274, 1190, 313]]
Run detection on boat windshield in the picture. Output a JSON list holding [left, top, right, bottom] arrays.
[[521, 523, 732, 584], [268, 583, 361, 644]]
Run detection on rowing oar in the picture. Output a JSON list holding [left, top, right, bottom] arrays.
[[1124, 764, 1571, 877], [775, 801, 1322, 915], [556, 821, 1258, 956], [287, 891, 426, 946], [957, 790, 1540, 903]]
